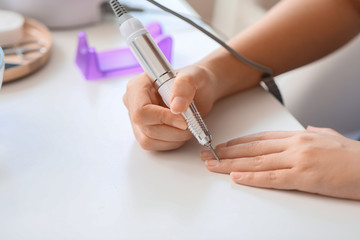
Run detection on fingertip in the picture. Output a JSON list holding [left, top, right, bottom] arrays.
[[172, 117, 188, 130], [306, 125, 315, 131], [201, 150, 214, 160], [230, 172, 242, 182], [215, 143, 227, 149], [205, 160, 219, 167], [171, 73, 196, 114], [170, 97, 187, 114]]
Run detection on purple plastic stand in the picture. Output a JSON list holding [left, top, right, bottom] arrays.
[[75, 22, 173, 80]]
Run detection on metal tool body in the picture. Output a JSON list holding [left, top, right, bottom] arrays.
[[109, 0, 219, 161], [1, 39, 46, 59]]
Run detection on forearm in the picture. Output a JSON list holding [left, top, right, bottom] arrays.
[[200, 0, 360, 101]]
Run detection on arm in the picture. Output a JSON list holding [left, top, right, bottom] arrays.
[[123, 0, 360, 151], [193, 0, 360, 104]]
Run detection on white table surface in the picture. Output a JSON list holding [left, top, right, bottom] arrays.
[[1, 1, 360, 239]]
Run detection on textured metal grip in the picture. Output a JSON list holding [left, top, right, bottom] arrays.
[[183, 102, 212, 146], [158, 78, 212, 146]]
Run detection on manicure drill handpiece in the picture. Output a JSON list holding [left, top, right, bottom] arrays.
[[109, 0, 220, 161]]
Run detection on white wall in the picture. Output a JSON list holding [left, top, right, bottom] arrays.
[[185, 0, 215, 23], [212, 0, 265, 38], [276, 35, 360, 137]]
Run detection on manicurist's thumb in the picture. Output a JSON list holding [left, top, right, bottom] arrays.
[[169, 72, 196, 114]]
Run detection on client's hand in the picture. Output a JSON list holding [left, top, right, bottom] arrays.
[[123, 64, 218, 151], [201, 126, 360, 200]]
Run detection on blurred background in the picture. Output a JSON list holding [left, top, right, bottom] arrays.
[[187, 0, 278, 39]]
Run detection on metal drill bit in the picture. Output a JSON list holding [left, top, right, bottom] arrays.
[[208, 144, 220, 162]]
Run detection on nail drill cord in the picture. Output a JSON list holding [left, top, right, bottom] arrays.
[[101, 2, 229, 41], [145, 0, 283, 104]]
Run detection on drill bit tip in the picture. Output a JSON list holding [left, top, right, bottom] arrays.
[[208, 144, 220, 162]]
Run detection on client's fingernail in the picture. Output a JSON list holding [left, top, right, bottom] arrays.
[[201, 150, 213, 160], [206, 160, 219, 167], [230, 172, 242, 180], [170, 97, 186, 114], [216, 143, 227, 149], [173, 118, 187, 130]]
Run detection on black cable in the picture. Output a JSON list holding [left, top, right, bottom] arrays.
[[101, 2, 144, 13], [146, 0, 271, 74], [101, 1, 229, 41], [106, 0, 283, 103], [144, 0, 283, 104]]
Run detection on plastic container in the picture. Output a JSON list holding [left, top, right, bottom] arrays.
[[75, 21, 173, 80]]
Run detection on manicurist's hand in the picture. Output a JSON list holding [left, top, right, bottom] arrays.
[[123, 64, 219, 151], [201, 126, 360, 200]]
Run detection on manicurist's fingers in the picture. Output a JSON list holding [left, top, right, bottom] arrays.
[[124, 73, 160, 110], [231, 169, 295, 190], [133, 126, 189, 151], [170, 72, 197, 114], [141, 125, 193, 142], [131, 104, 187, 130]]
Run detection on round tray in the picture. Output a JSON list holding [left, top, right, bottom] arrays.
[[3, 17, 52, 83]]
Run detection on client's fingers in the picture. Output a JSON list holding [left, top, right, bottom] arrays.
[[132, 105, 187, 130], [231, 169, 295, 190], [205, 152, 292, 174], [201, 138, 288, 160], [217, 131, 299, 148]]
